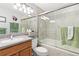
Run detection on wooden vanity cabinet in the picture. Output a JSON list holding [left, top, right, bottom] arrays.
[[19, 47, 32, 56], [0, 40, 32, 56]]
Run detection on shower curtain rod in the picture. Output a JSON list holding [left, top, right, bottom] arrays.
[[21, 3, 79, 20]]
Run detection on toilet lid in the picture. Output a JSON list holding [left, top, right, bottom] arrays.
[[35, 47, 48, 53]]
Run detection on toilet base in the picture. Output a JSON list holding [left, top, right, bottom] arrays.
[[33, 47, 48, 56]]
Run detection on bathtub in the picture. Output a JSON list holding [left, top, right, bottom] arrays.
[[39, 39, 79, 56]]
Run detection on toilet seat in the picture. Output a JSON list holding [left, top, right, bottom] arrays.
[[34, 47, 48, 56]]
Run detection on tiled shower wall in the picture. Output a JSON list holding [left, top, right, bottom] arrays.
[[39, 4, 79, 43]]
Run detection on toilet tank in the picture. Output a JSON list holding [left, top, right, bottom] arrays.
[[32, 38, 38, 49]]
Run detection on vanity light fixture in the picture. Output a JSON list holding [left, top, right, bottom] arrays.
[[13, 3, 34, 16]]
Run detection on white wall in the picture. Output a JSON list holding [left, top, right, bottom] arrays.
[[52, 4, 79, 27]]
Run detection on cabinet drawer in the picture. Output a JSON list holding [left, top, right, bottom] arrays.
[[0, 40, 32, 56], [11, 53, 19, 56]]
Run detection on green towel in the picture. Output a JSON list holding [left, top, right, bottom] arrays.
[[72, 27, 79, 48], [61, 27, 67, 45], [61, 27, 79, 48], [0, 28, 6, 34], [10, 23, 19, 33]]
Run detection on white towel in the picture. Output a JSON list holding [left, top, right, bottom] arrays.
[[67, 26, 73, 40]]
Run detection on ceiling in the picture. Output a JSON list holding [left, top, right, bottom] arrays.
[[0, 3, 75, 14], [0, 3, 26, 15], [0, 3, 76, 19], [35, 3, 75, 12]]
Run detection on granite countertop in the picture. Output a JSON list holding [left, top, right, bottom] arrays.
[[0, 35, 32, 50]]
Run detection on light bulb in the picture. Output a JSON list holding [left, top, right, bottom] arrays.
[[16, 3, 21, 7], [30, 9, 34, 13], [28, 14, 31, 17], [22, 4, 26, 9], [41, 16, 47, 20], [13, 5, 17, 9], [27, 11, 31, 14], [27, 7, 31, 10], [43, 16, 47, 20], [26, 7, 32, 12], [40, 16, 43, 19], [49, 20, 55, 23], [19, 7, 23, 11], [46, 17, 49, 20], [24, 9, 26, 13]]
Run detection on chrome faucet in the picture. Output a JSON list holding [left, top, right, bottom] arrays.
[[10, 34, 13, 40]]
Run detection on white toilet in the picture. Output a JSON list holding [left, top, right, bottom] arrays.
[[32, 38, 48, 56]]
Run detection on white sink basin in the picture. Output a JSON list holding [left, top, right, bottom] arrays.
[[0, 37, 28, 48], [0, 39, 12, 43], [0, 37, 24, 43]]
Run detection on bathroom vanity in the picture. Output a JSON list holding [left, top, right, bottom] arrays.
[[0, 36, 32, 56]]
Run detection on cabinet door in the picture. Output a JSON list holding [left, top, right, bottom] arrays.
[[19, 48, 32, 56]]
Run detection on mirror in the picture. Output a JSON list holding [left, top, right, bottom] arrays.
[[21, 17, 37, 36], [0, 3, 37, 37]]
